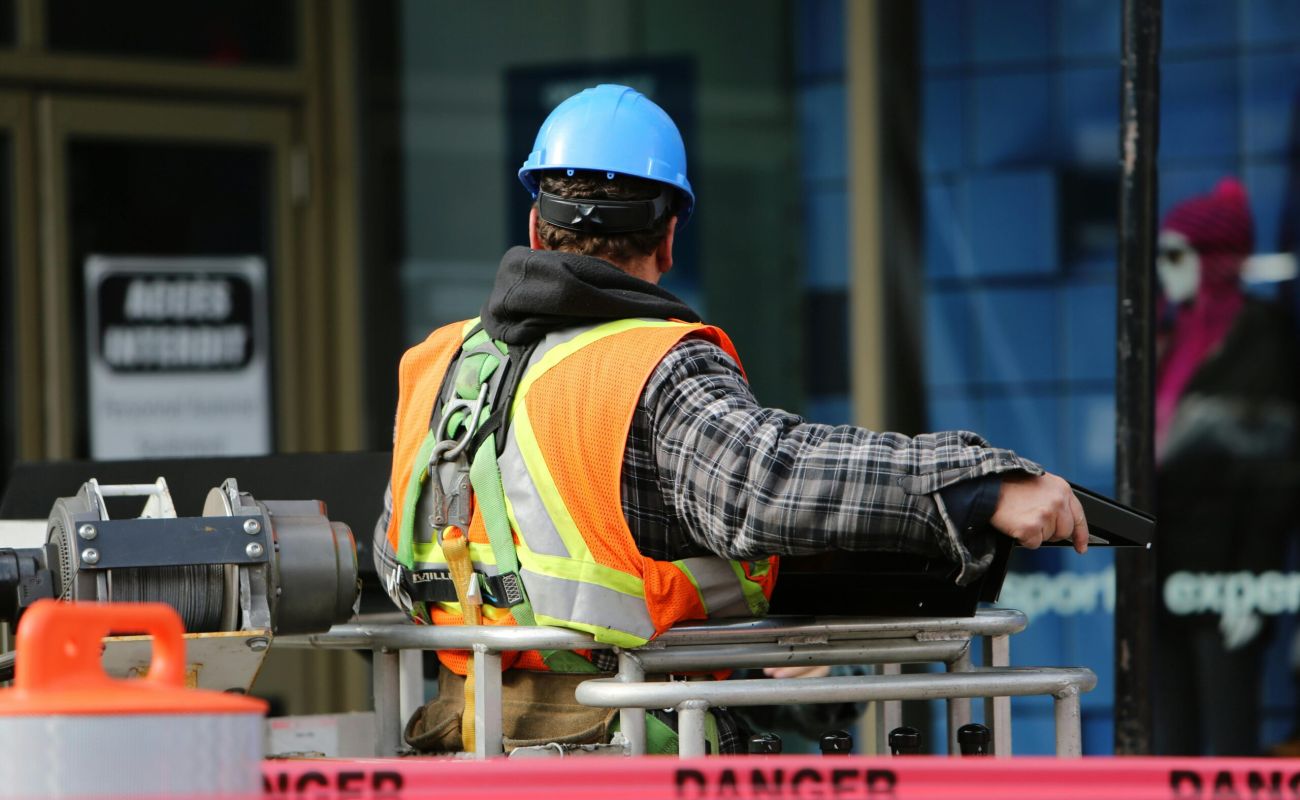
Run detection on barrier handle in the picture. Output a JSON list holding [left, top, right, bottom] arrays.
[[14, 600, 186, 690]]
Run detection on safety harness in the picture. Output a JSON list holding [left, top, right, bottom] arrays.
[[397, 323, 595, 750]]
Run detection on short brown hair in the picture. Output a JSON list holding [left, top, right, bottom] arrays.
[[535, 171, 675, 263]]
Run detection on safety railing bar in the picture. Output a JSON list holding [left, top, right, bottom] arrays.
[[278, 611, 1027, 654], [575, 667, 1097, 709], [652, 610, 1028, 645], [628, 638, 970, 672], [276, 623, 612, 652]]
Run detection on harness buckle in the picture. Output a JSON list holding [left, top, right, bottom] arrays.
[[499, 573, 525, 606], [422, 478, 447, 541], [446, 470, 472, 529]]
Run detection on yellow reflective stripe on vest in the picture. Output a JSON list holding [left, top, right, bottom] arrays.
[[519, 547, 644, 599], [515, 318, 682, 398], [507, 404, 592, 562], [410, 541, 500, 571]]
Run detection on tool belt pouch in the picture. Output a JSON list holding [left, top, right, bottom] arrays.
[[405, 665, 618, 753]]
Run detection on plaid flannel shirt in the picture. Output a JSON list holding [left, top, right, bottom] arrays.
[[374, 333, 1041, 610]]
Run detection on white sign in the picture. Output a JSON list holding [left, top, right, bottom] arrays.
[[85, 255, 272, 459]]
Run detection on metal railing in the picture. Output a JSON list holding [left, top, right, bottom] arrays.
[[277, 609, 1095, 759]]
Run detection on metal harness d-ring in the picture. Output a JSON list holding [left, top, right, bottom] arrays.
[[434, 393, 487, 463], [433, 341, 511, 462]]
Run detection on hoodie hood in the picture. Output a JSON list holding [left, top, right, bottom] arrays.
[[480, 246, 701, 345]]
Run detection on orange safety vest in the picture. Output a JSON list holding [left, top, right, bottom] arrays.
[[386, 318, 778, 674]]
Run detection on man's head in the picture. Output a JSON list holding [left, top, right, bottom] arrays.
[[532, 170, 675, 265], [519, 85, 693, 280]]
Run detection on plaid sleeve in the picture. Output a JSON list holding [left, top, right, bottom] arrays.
[[643, 337, 1042, 582]]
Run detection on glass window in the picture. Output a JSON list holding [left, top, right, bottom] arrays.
[[918, 0, 1300, 757], [395, 0, 802, 410], [917, 0, 1120, 755], [66, 139, 273, 456], [46, 0, 295, 67]]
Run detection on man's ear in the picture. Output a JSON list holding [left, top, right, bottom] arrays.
[[655, 216, 678, 275], [529, 206, 544, 250]]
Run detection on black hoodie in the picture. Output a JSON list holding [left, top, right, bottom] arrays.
[[480, 246, 699, 345]]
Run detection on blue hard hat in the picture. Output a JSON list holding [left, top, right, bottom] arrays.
[[519, 84, 695, 227]]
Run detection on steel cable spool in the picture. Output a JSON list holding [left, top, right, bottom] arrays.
[[45, 485, 237, 633], [111, 565, 227, 633], [32, 477, 358, 635]]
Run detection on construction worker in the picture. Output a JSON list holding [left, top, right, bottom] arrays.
[[374, 84, 1089, 755]]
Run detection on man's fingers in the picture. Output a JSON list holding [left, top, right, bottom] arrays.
[[1070, 493, 1089, 554], [989, 472, 1089, 556], [1052, 491, 1074, 545], [1018, 524, 1043, 549]]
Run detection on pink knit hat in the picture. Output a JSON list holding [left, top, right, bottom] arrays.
[[1161, 178, 1254, 256]]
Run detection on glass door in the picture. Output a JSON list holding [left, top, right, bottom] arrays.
[[35, 96, 313, 458]]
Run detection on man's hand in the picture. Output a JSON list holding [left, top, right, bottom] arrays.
[[989, 473, 1089, 554]]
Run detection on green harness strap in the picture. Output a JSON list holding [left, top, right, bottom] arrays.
[[398, 432, 439, 571]]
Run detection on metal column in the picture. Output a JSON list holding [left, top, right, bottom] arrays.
[[372, 647, 402, 756], [677, 701, 709, 758], [399, 649, 424, 731], [617, 650, 648, 756], [946, 647, 974, 755], [873, 663, 903, 755], [1114, 0, 1161, 757], [1055, 688, 1084, 757], [473, 644, 504, 757], [982, 634, 1012, 756]]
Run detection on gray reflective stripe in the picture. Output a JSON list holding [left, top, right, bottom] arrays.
[[532, 326, 576, 363], [499, 423, 571, 557], [521, 567, 657, 642], [679, 557, 753, 617]]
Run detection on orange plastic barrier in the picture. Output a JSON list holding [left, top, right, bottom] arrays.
[[260, 755, 1300, 800], [0, 601, 266, 798]]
